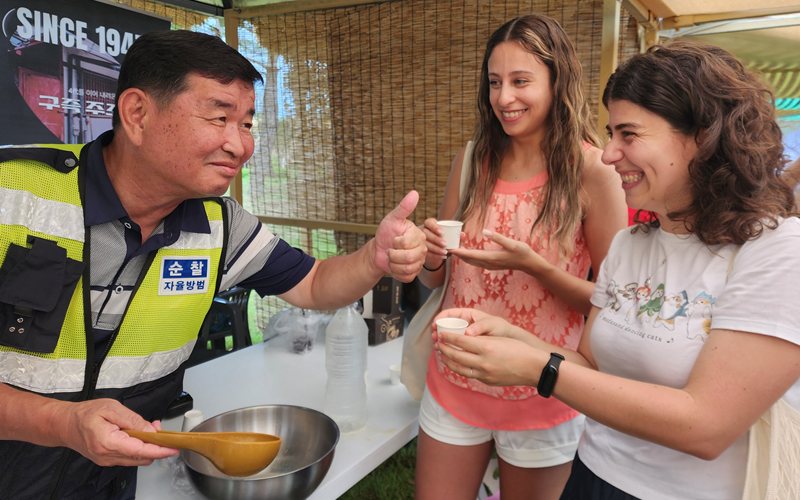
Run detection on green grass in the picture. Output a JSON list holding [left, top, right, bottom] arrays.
[[339, 438, 418, 500], [339, 438, 497, 499]]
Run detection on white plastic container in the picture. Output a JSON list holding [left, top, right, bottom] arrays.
[[324, 303, 368, 432], [182, 410, 204, 432]]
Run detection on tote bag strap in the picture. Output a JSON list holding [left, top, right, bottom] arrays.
[[460, 141, 475, 201], [726, 245, 741, 282], [399, 142, 473, 400]]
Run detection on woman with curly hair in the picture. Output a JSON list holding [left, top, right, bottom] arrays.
[[415, 14, 627, 500], [434, 40, 800, 500]]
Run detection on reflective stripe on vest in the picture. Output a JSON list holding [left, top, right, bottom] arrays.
[[0, 186, 84, 242], [0, 144, 223, 393]]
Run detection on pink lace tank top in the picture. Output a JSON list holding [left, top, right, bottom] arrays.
[[426, 171, 591, 430]]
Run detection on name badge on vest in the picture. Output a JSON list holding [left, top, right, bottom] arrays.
[[159, 256, 211, 296]]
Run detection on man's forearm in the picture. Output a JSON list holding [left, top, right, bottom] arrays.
[[280, 239, 385, 310], [310, 238, 385, 309], [0, 383, 66, 447]]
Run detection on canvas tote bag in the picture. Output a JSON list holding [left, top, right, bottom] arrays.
[[742, 397, 800, 500], [729, 240, 800, 500], [400, 141, 474, 401]]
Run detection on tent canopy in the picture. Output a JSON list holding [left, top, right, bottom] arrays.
[[643, 0, 799, 18], [177, 0, 800, 18]]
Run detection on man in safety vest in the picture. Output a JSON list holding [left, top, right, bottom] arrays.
[[0, 30, 426, 499]]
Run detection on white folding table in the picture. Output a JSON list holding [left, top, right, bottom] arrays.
[[135, 335, 419, 499]]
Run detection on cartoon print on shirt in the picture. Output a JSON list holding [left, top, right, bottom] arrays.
[[685, 291, 716, 342], [605, 281, 638, 314], [653, 290, 689, 330], [599, 262, 720, 347], [626, 284, 650, 324], [598, 278, 695, 344], [637, 283, 665, 323], [604, 280, 619, 309]]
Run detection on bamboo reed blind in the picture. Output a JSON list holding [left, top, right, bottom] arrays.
[[239, 0, 616, 248], [619, 10, 640, 65]]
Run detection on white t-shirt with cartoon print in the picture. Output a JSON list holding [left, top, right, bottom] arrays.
[[579, 218, 800, 500]]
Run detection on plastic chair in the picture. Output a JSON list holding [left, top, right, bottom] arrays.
[[184, 287, 252, 368]]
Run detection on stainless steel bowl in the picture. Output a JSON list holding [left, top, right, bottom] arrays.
[[182, 405, 339, 500]]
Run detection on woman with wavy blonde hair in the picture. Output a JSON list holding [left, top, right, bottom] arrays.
[[415, 14, 627, 500]]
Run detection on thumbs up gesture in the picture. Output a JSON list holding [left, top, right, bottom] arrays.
[[372, 191, 427, 282]]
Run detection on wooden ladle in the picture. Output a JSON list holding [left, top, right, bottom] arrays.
[[124, 429, 282, 477]]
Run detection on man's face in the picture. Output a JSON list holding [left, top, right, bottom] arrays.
[[141, 74, 256, 199]]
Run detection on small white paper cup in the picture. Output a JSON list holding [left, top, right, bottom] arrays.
[[181, 409, 204, 432], [438, 220, 464, 250], [390, 364, 401, 385], [435, 318, 469, 350]]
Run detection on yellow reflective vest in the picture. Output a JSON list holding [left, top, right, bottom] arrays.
[[0, 143, 224, 399]]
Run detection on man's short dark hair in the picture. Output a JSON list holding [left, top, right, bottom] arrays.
[[112, 30, 263, 128]]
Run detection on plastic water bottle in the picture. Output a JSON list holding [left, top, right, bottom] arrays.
[[324, 303, 368, 432]]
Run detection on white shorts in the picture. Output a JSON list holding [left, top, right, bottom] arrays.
[[419, 384, 585, 468]]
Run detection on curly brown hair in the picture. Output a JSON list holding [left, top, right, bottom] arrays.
[[457, 14, 598, 258], [603, 39, 796, 245]]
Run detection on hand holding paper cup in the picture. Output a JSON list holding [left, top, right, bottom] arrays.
[[435, 317, 469, 350], [438, 220, 464, 250]]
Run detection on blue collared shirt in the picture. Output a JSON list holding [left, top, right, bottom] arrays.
[[85, 131, 212, 257]]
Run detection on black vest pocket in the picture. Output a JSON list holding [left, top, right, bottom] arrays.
[[0, 237, 84, 353]]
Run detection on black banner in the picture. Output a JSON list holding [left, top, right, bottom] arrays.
[[0, 0, 170, 145]]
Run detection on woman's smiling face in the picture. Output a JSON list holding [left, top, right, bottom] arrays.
[[601, 99, 699, 232], [487, 41, 553, 141]]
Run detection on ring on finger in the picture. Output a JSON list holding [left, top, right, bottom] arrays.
[[470, 368, 473, 378]]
